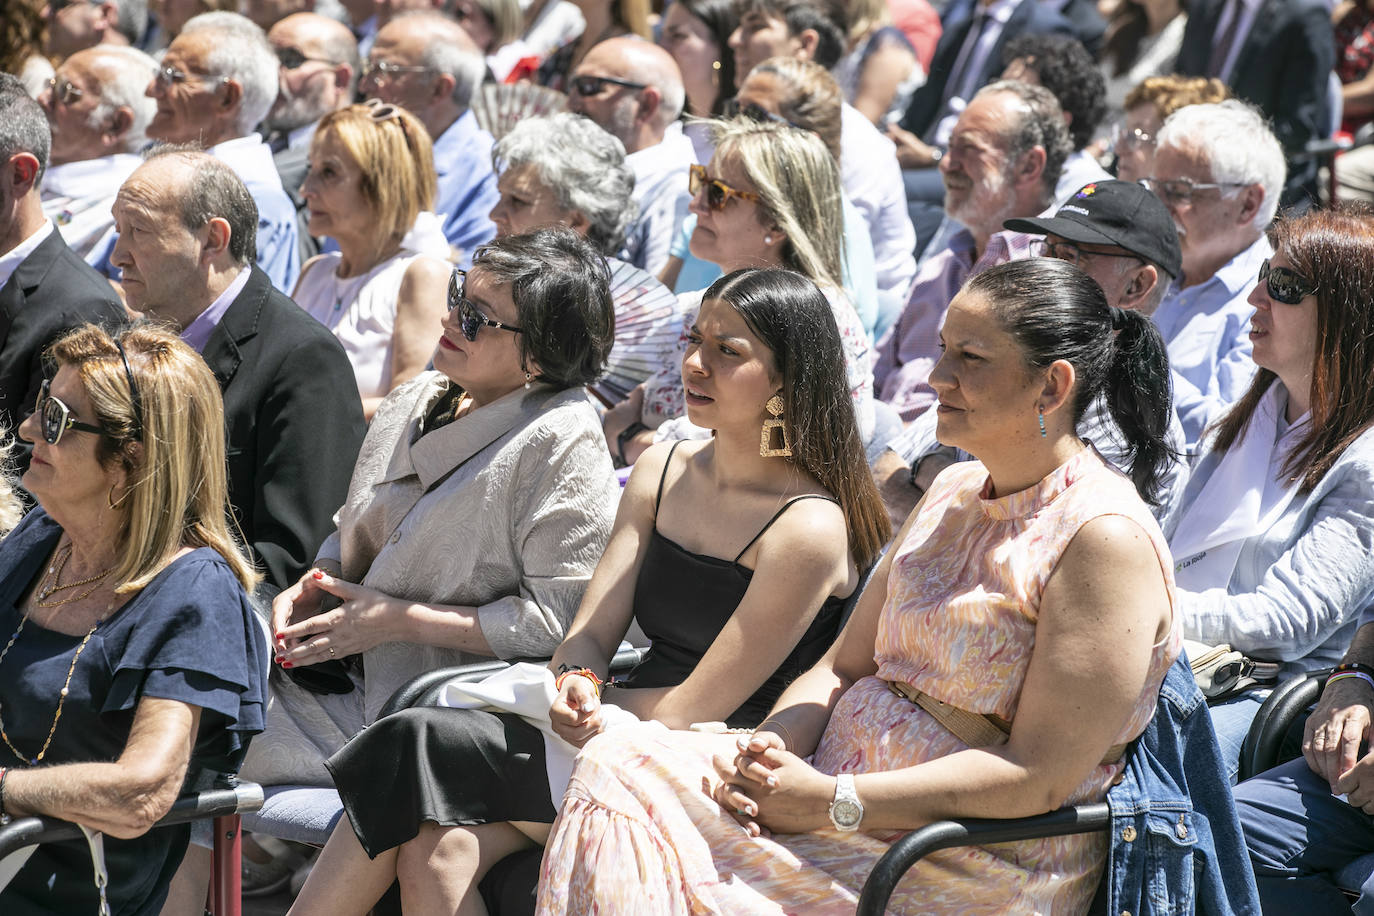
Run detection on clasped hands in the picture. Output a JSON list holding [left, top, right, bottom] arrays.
[[1303, 681, 1374, 812], [271, 568, 400, 666], [708, 731, 835, 837], [549, 672, 608, 749]]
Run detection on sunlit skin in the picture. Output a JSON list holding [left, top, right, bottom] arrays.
[[299, 132, 376, 260], [661, 2, 723, 117], [1115, 102, 1162, 184], [145, 31, 233, 146], [487, 165, 583, 239], [680, 295, 781, 433], [1148, 142, 1262, 286], [40, 50, 134, 166], [728, 8, 802, 77], [432, 268, 536, 408], [686, 154, 778, 271], [1247, 251, 1318, 422]]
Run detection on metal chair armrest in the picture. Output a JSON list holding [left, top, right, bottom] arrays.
[[1237, 668, 1329, 781], [0, 780, 264, 859], [855, 803, 1111, 916]]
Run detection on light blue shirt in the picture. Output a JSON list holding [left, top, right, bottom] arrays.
[[432, 111, 499, 269], [1150, 234, 1268, 451], [208, 134, 301, 295], [180, 266, 251, 353]]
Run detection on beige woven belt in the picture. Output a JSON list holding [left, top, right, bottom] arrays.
[[885, 679, 1127, 765]]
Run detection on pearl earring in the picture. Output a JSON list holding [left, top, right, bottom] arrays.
[[764, 234, 773, 245]]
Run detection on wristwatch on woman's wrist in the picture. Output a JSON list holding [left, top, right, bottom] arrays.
[[616, 421, 648, 466], [828, 773, 864, 832]]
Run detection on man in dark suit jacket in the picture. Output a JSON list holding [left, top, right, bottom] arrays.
[[1175, 0, 1334, 205], [0, 78, 124, 462], [110, 147, 366, 595]]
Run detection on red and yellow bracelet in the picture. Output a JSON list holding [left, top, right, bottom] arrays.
[[554, 665, 604, 697]]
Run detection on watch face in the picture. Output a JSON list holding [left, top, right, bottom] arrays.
[[831, 799, 863, 828]]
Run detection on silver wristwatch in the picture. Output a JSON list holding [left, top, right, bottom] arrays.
[[828, 773, 864, 832]]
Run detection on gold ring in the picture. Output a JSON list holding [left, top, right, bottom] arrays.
[[328, 646, 336, 657]]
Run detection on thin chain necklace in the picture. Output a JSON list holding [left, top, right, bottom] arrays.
[[35, 543, 111, 608], [0, 612, 103, 765]]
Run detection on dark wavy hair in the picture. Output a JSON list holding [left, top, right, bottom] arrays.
[[703, 268, 890, 568], [470, 228, 615, 391], [965, 258, 1174, 504], [735, 0, 846, 69], [675, 0, 740, 115], [1210, 207, 1374, 492], [1002, 33, 1107, 151]]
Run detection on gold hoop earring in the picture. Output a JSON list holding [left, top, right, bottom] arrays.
[[760, 395, 792, 457], [107, 484, 129, 509]]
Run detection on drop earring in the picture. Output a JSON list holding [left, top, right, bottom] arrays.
[[524, 370, 533, 390], [760, 395, 792, 457], [1037, 406, 1047, 438]]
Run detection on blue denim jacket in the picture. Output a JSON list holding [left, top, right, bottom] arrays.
[[1091, 656, 1261, 915]]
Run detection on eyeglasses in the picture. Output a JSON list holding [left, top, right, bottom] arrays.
[[33, 379, 105, 446], [1258, 259, 1317, 305], [45, 76, 83, 106], [361, 98, 417, 153], [1111, 122, 1155, 152], [447, 269, 524, 341], [722, 97, 801, 129], [275, 46, 337, 70], [688, 164, 760, 211], [154, 64, 230, 92], [1030, 238, 1143, 270], [360, 59, 434, 84], [569, 74, 647, 97], [1140, 176, 1243, 207]]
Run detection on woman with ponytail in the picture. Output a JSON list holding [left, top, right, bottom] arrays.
[[538, 258, 1182, 914], [1163, 207, 1374, 782]]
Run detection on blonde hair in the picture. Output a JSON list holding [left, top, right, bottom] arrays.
[[1124, 74, 1229, 121], [844, 0, 890, 46], [711, 118, 845, 291], [615, 0, 652, 39], [469, 0, 523, 48], [47, 324, 260, 594], [314, 104, 437, 255]]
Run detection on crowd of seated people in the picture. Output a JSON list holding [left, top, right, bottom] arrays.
[[7, 0, 1374, 911]]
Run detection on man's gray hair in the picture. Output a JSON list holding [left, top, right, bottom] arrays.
[[181, 12, 280, 137], [0, 74, 51, 178], [145, 145, 259, 266], [112, 0, 150, 46], [1156, 100, 1286, 231], [977, 79, 1072, 201], [401, 12, 484, 109], [88, 46, 158, 154], [493, 112, 637, 255]]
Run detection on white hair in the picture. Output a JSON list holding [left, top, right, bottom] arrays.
[[1156, 99, 1286, 231], [111, 0, 149, 46], [87, 46, 158, 154], [181, 12, 280, 137], [400, 12, 484, 109]]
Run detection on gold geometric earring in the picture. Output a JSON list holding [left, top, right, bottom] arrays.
[[760, 394, 792, 457]]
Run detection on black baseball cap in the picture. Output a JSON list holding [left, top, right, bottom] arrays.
[[1004, 179, 1182, 280]]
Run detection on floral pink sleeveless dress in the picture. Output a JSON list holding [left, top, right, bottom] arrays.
[[538, 447, 1182, 914]]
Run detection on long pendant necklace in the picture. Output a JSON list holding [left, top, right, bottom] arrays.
[[0, 613, 103, 765]]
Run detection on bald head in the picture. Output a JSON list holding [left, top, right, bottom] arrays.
[[569, 37, 685, 152], [362, 11, 482, 138], [267, 13, 360, 132]]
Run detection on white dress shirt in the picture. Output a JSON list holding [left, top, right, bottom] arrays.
[[41, 154, 142, 266]]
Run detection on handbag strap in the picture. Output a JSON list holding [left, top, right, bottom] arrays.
[[885, 679, 1128, 765], [78, 825, 110, 916]]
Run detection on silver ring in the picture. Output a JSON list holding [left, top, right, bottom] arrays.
[[328, 646, 336, 657]]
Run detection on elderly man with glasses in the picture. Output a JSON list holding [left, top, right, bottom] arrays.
[[37, 45, 155, 268], [568, 36, 695, 276], [360, 10, 498, 268], [142, 11, 302, 293], [1142, 98, 1282, 451]]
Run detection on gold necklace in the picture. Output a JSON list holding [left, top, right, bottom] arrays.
[[0, 613, 103, 765], [34, 544, 111, 608]]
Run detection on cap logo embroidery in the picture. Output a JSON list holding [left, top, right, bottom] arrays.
[[1060, 205, 1090, 216]]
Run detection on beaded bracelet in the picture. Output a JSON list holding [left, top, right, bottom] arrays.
[[1333, 662, 1374, 680], [1326, 670, 1374, 692], [554, 666, 604, 697]]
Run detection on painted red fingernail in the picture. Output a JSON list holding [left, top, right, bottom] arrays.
[[274, 633, 284, 640], [312, 570, 325, 579], [274, 656, 284, 664], [283, 661, 293, 669]]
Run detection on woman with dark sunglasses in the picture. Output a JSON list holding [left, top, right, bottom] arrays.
[[0, 324, 267, 915], [1162, 207, 1374, 782], [288, 266, 888, 916], [292, 102, 453, 420], [243, 228, 618, 795]]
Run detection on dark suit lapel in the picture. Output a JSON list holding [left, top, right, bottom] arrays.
[[0, 230, 67, 351], [201, 266, 269, 391], [1230, 0, 1281, 81], [0, 273, 21, 349], [985, 0, 1038, 86]]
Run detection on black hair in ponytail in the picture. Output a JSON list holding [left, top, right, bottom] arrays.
[[964, 258, 1174, 504]]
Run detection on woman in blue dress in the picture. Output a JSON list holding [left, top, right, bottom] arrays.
[[0, 324, 268, 915]]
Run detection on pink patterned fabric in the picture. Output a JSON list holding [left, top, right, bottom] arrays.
[[537, 447, 1181, 914]]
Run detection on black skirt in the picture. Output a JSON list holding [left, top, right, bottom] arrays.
[[326, 706, 557, 859]]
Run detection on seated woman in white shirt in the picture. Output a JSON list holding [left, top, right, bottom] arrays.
[[1163, 208, 1374, 782], [292, 101, 452, 419]]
